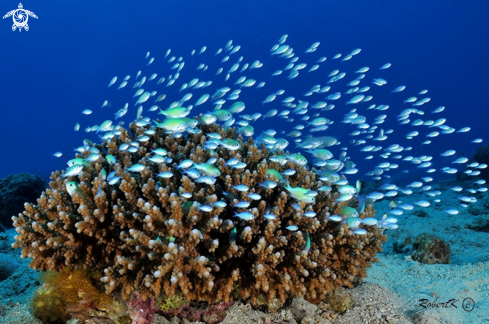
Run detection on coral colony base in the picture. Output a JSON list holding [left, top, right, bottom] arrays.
[[10, 34, 483, 321], [11, 119, 386, 306]]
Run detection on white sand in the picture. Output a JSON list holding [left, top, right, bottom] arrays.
[[366, 179, 489, 324]]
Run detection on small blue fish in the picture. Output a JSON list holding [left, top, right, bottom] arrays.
[[234, 211, 254, 221], [444, 209, 459, 215], [199, 205, 213, 212], [85, 153, 101, 162], [345, 217, 361, 229], [303, 211, 316, 218], [96, 184, 102, 197], [127, 164, 145, 172], [318, 186, 332, 192], [108, 176, 121, 185], [384, 223, 398, 230], [264, 213, 276, 220], [213, 201, 227, 208], [352, 228, 367, 235], [233, 184, 249, 192], [226, 158, 240, 166], [328, 215, 343, 222], [247, 193, 261, 200], [291, 203, 301, 211], [176, 159, 194, 169], [181, 192, 192, 198], [152, 148, 168, 156], [361, 218, 378, 226], [357, 195, 365, 213], [232, 162, 247, 169], [157, 171, 173, 178], [149, 155, 166, 163], [286, 225, 298, 231], [183, 168, 201, 179], [282, 169, 296, 176], [196, 176, 216, 185], [234, 201, 251, 208], [207, 157, 218, 164], [259, 180, 277, 189]]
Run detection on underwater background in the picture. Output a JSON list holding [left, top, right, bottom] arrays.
[[1, 0, 489, 323], [1, 0, 488, 181]]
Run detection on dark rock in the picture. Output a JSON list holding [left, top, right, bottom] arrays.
[[467, 219, 489, 232], [0, 253, 20, 281], [411, 233, 451, 264], [393, 237, 413, 254], [412, 210, 428, 218], [0, 173, 45, 228], [460, 141, 489, 182]]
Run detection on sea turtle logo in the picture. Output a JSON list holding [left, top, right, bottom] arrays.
[[3, 3, 37, 32]]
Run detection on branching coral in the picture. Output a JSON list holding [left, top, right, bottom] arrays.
[[12, 119, 386, 306]]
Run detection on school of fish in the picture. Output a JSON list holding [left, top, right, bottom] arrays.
[[59, 34, 486, 228]]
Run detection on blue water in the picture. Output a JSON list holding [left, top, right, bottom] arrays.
[[0, 0, 488, 184]]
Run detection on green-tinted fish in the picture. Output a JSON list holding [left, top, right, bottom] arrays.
[[200, 113, 217, 125], [67, 158, 90, 167], [345, 217, 361, 229], [154, 118, 188, 133], [108, 76, 117, 87], [134, 89, 144, 97], [229, 226, 237, 244], [195, 94, 210, 106], [304, 232, 310, 252], [212, 109, 232, 121], [127, 164, 145, 172], [284, 183, 315, 203], [237, 125, 254, 136], [158, 107, 190, 118], [62, 165, 84, 178], [97, 120, 112, 133], [220, 138, 240, 150], [266, 169, 283, 182], [135, 92, 150, 106], [194, 163, 221, 177], [347, 95, 365, 105], [287, 153, 308, 166], [338, 185, 356, 195], [182, 201, 197, 214], [307, 149, 332, 160], [228, 101, 246, 114], [339, 206, 359, 218], [66, 181, 87, 199], [241, 79, 256, 88], [106, 154, 116, 165]]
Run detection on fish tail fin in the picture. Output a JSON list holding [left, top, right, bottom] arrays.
[[283, 181, 291, 190]]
